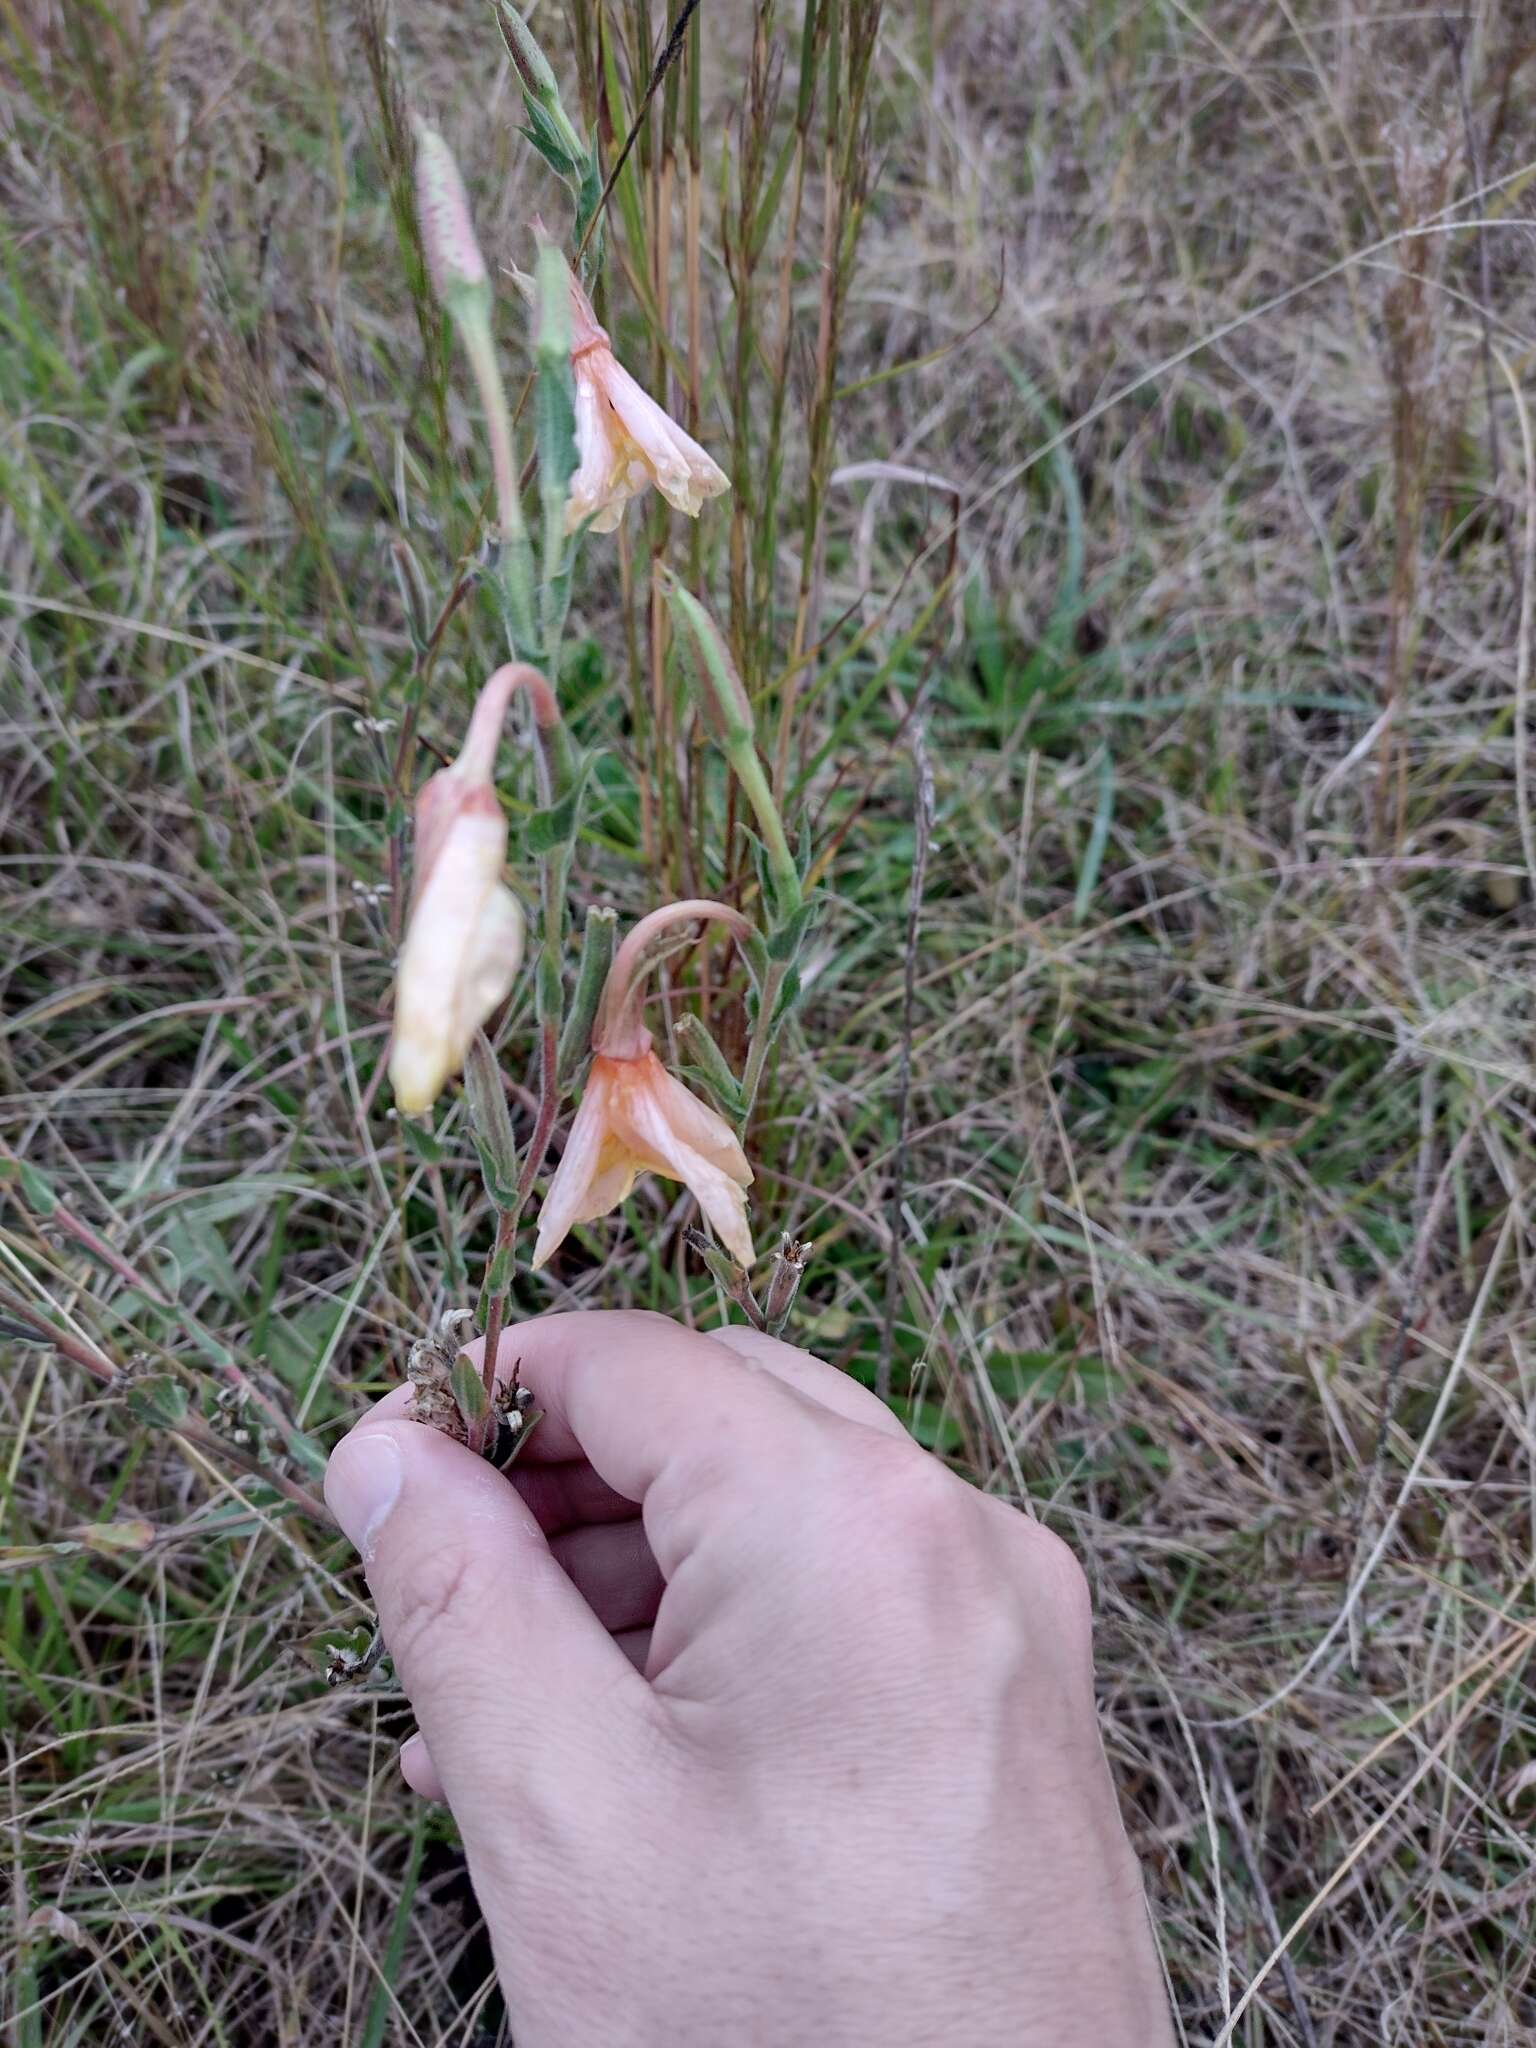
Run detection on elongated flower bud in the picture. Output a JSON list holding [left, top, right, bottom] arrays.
[[658, 567, 755, 751], [494, 4, 589, 175], [412, 119, 489, 304]]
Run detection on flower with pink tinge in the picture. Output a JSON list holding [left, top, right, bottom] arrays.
[[532, 901, 754, 1268], [389, 665, 557, 1115], [563, 265, 730, 533]]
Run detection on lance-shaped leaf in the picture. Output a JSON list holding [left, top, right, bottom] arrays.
[[464, 1030, 520, 1212]]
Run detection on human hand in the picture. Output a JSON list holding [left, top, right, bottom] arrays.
[[325, 1312, 1173, 2047]]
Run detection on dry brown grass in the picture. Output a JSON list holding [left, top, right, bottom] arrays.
[[4, 2, 1536, 2041]]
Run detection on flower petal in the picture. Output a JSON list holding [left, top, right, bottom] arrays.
[[592, 357, 729, 519], [649, 1063, 753, 1187], [570, 1136, 642, 1223], [611, 1054, 754, 1266], [566, 363, 640, 534], [532, 1075, 614, 1269], [390, 811, 520, 1113], [678, 1149, 755, 1266]]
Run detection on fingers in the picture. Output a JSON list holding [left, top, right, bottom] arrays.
[[460, 1312, 882, 1578], [325, 1412, 647, 1859], [514, 1456, 639, 1535], [399, 1729, 445, 1801], [550, 1518, 664, 1633]]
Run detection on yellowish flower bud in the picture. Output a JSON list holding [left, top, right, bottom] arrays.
[[389, 666, 556, 1114]]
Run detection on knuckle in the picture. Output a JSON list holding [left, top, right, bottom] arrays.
[[843, 1442, 1094, 1634], [842, 1436, 985, 1551], [1009, 1515, 1093, 1631]]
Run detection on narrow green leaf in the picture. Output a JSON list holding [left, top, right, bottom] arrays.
[[1072, 748, 1115, 925], [465, 1032, 519, 1194], [558, 903, 617, 1081], [528, 754, 593, 852], [399, 1119, 447, 1165], [15, 1158, 58, 1217], [359, 1811, 428, 2048], [449, 1355, 491, 1429], [676, 1015, 744, 1116]]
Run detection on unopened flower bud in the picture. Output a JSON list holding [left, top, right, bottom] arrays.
[[658, 568, 755, 751], [390, 666, 556, 1114], [412, 119, 489, 305], [495, 1, 559, 104], [494, 5, 588, 173]]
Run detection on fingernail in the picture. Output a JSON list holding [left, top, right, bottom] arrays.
[[325, 1432, 403, 1560]]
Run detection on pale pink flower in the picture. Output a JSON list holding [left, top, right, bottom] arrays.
[[563, 268, 730, 533], [389, 665, 557, 1115], [532, 901, 754, 1268]]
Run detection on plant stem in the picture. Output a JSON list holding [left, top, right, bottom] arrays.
[[475, 701, 569, 1385], [478, 1204, 518, 1413], [738, 956, 786, 1124], [729, 742, 801, 914], [478, 1017, 559, 1397]]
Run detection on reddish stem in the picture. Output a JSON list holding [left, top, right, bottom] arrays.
[[594, 899, 752, 1057], [477, 1019, 560, 1432]]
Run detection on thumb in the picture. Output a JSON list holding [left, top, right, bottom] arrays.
[[325, 1415, 642, 1836]]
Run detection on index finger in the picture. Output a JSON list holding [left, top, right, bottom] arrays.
[[463, 1310, 871, 1571]]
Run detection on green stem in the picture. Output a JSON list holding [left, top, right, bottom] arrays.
[[457, 311, 537, 644], [477, 1016, 559, 1406], [738, 956, 786, 1126], [729, 742, 800, 915]]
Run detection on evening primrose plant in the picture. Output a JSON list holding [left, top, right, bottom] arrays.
[[395, 12, 820, 1452]]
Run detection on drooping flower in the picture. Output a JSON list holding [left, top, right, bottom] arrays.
[[389, 664, 557, 1115], [561, 263, 730, 534], [532, 901, 755, 1269]]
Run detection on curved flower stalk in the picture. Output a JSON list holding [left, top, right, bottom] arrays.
[[390, 664, 557, 1114], [561, 259, 730, 533], [533, 901, 755, 1270]]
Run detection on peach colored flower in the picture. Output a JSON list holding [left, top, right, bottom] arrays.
[[389, 665, 556, 1115], [532, 901, 754, 1268], [563, 267, 729, 533]]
